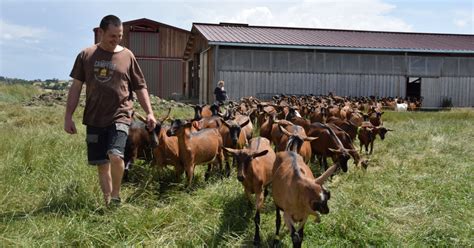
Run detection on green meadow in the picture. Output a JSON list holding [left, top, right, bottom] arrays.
[[1, 84, 472, 247]]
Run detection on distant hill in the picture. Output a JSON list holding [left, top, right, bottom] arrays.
[[0, 76, 71, 90]]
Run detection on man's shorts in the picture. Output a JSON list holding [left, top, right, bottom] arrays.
[[86, 123, 129, 165]]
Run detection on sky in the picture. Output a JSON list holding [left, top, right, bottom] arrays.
[[0, 0, 472, 80]]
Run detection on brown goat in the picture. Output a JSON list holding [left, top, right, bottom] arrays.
[[235, 113, 253, 141], [358, 122, 393, 154], [327, 116, 358, 141], [219, 118, 250, 176], [166, 119, 224, 186], [326, 123, 366, 168], [223, 137, 276, 245], [270, 119, 294, 147], [259, 112, 276, 141], [277, 124, 317, 163], [123, 110, 171, 180], [368, 106, 384, 127], [150, 123, 182, 178], [306, 122, 353, 172], [271, 151, 338, 248]]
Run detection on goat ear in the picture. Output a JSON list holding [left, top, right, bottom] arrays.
[[386, 128, 394, 131], [191, 120, 201, 130], [252, 150, 268, 159], [304, 136, 318, 142], [240, 118, 250, 128], [222, 146, 238, 155]]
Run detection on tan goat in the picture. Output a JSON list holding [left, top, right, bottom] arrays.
[[272, 151, 338, 248], [223, 137, 276, 246], [166, 119, 224, 186]]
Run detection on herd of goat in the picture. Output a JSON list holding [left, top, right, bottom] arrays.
[[123, 94, 408, 247]]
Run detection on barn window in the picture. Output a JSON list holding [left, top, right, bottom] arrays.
[[234, 50, 252, 70], [442, 58, 458, 76], [272, 51, 289, 72], [426, 57, 442, 76], [325, 53, 341, 73], [459, 58, 472, 76], [218, 49, 233, 71], [360, 54, 377, 74], [253, 50, 271, 71], [392, 56, 405, 74], [377, 55, 393, 74], [409, 56, 426, 76], [289, 51, 307, 72], [313, 52, 325, 73], [342, 54, 360, 74]]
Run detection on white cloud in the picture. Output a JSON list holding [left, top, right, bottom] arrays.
[[454, 19, 467, 27], [186, 0, 413, 32], [0, 20, 48, 43], [228, 7, 274, 25], [452, 9, 473, 29]]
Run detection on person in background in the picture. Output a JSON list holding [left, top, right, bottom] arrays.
[[64, 15, 156, 207], [214, 80, 228, 105]]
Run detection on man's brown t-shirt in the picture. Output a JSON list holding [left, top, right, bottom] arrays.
[[70, 45, 146, 127]]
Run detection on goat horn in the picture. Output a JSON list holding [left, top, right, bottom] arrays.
[[278, 124, 293, 136], [315, 163, 338, 185], [134, 112, 147, 124], [160, 108, 172, 122]]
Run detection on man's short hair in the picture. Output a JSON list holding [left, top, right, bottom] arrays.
[[100, 15, 122, 31]]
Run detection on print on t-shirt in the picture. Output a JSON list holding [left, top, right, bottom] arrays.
[[94, 60, 116, 83]]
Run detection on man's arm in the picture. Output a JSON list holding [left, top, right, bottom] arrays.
[[64, 79, 84, 134], [135, 88, 157, 130]]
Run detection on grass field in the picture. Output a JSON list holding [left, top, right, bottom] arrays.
[[0, 85, 473, 247]]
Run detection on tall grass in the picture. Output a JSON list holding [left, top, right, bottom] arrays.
[[0, 84, 40, 103], [0, 85, 472, 246]]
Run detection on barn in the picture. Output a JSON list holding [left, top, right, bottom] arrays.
[[94, 18, 191, 99], [184, 23, 474, 107]]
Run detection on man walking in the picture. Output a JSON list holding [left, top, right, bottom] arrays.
[[64, 15, 156, 206]]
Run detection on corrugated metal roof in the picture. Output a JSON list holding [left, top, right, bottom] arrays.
[[194, 23, 474, 53]]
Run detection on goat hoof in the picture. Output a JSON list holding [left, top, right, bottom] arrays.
[[272, 239, 280, 247], [253, 238, 260, 247]]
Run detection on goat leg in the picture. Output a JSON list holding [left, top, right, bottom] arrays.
[[225, 160, 231, 178], [273, 207, 282, 247], [204, 164, 212, 181], [290, 225, 303, 248], [253, 210, 261, 246]]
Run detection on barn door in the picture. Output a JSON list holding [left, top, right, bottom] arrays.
[[406, 77, 421, 99]]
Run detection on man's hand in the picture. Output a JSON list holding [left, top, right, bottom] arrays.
[[64, 118, 77, 134], [146, 113, 157, 131]]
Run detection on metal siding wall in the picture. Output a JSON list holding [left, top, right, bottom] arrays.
[[216, 48, 472, 106], [421, 78, 441, 107], [471, 77, 474, 107], [421, 77, 474, 107], [218, 71, 405, 101], [162, 60, 183, 99], [130, 32, 159, 57], [137, 59, 160, 96], [138, 59, 184, 99]]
